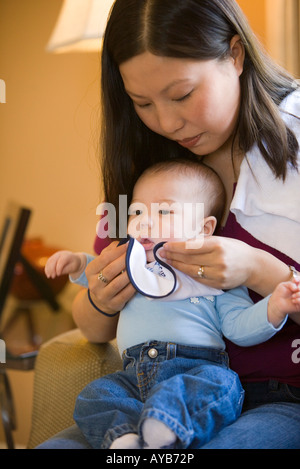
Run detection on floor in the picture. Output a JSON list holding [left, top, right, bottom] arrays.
[[0, 283, 78, 449]]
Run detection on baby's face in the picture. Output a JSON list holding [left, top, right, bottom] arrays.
[[128, 171, 205, 262]]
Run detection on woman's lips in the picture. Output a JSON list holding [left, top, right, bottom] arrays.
[[177, 134, 203, 148]]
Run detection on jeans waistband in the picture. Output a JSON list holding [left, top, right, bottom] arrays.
[[242, 380, 300, 411], [122, 341, 229, 367]]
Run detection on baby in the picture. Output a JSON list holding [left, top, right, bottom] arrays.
[[45, 158, 300, 449]]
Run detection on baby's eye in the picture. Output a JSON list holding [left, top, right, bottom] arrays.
[[129, 209, 142, 216], [128, 202, 148, 218], [128, 204, 143, 216], [159, 209, 173, 215]]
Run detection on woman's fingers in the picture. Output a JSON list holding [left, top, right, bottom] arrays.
[[86, 241, 135, 312], [87, 242, 128, 277], [163, 238, 214, 253], [92, 271, 135, 313], [103, 270, 132, 298], [94, 252, 127, 285], [160, 236, 252, 290], [162, 239, 214, 261], [106, 281, 136, 312], [160, 239, 215, 278]]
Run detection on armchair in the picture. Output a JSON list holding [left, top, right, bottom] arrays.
[[27, 329, 122, 449]]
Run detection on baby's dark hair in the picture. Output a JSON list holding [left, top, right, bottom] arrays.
[[138, 157, 226, 228]]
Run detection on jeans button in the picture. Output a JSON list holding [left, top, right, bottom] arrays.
[[148, 348, 158, 358]]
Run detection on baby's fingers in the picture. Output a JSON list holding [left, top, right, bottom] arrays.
[[55, 256, 71, 276], [45, 251, 72, 278], [45, 253, 60, 278], [292, 290, 300, 303]]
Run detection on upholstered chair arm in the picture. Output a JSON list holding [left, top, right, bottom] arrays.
[[27, 329, 122, 448]]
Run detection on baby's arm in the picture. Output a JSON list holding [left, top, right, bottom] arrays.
[[45, 251, 87, 281], [268, 277, 300, 327]]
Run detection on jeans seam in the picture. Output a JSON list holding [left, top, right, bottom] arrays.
[[101, 423, 138, 449], [191, 375, 244, 430], [139, 408, 194, 447], [137, 362, 159, 402]]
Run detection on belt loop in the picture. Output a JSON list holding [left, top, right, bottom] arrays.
[[269, 379, 279, 392], [220, 351, 229, 368], [167, 342, 177, 360]]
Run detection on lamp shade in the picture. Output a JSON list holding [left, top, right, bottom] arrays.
[[47, 0, 114, 53]]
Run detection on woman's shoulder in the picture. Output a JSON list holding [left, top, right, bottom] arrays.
[[279, 86, 300, 118]]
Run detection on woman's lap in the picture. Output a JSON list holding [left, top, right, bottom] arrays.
[[35, 425, 92, 449], [201, 402, 300, 449], [36, 402, 300, 449]]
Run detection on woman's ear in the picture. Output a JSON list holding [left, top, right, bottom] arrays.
[[203, 216, 217, 237], [230, 34, 245, 77]]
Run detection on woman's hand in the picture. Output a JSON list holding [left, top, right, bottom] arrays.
[[72, 241, 135, 343], [160, 236, 253, 289], [160, 236, 292, 296], [86, 241, 136, 315]]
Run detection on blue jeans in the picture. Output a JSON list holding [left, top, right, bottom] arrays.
[[72, 341, 244, 449], [202, 381, 300, 449], [36, 382, 300, 449]]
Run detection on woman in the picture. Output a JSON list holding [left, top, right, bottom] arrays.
[[38, 0, 300, 449]]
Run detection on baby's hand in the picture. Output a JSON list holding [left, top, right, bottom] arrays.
[[268, 276, 300, 327], [45, 251, 86, 279]]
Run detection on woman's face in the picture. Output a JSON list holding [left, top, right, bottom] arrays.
[[120, 41, 244, 156]]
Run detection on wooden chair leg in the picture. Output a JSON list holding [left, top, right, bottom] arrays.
[[0, 371, 16, 449]]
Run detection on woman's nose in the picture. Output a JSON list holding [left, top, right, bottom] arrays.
[[156, 106, 184, 135]]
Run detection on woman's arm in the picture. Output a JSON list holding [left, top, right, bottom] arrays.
[[72, 288, 119, 343], [160, 236, 295, 297], [71, 241, 136, 343], [243, 246, 295, 297]]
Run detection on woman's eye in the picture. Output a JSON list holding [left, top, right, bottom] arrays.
[[134, 102, 151, 109], [174, 91, 192, 102]]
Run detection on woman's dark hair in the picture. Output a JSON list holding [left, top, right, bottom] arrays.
[[100, 0, 299, 214]]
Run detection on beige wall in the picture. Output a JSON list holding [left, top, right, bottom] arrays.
[[0, 0, 101, 254], [237, 0, 267, 45]]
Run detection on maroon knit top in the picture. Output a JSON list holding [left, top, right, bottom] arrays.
[[219, 210, 300, 386]]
